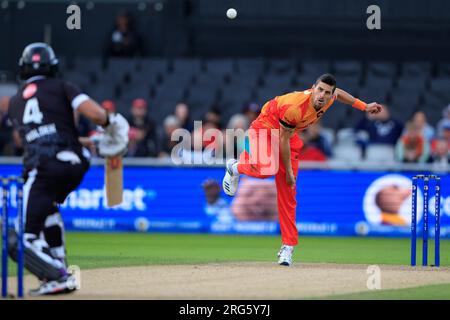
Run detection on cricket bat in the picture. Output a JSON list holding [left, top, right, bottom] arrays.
[[105, 156, 123, 207]]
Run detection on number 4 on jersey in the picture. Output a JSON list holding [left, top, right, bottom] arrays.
[[23, 98, 43, 124]]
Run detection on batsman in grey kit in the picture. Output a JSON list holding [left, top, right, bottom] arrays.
[[5, 42, 129, 296]]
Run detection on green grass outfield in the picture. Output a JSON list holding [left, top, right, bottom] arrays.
[[2, 233, 450, 299], [323, 283, 450, 300]]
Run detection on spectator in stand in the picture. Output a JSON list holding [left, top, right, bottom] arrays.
[[178, 122, 217, 164], [225, 114, 249, 159], [101, 99, 116, 113], [298, 144, 327, 162], [242, 102, 261, 124], [105, 11, 143, 58], [204, 107, 222, 130], [409, 110, 435, 142], [395, 122, 430, 163], [159, 115, 181, 158], [297, 132, 327, 162], [3, 96, 23, 157], [436, 104, 450, 137], [126, 98, 159, 157], [355, 104, 403, 151], [0, 96, 13, 155], [429, 137, 449, 168], [302, 121, 332, 157], [174, 102, 193, 132], [227, 114, 249, 131], [442, 119, 450, 144], [431, 119, 450, 151]]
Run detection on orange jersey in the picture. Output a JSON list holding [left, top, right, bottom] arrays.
[[252, 89, 336, 132]]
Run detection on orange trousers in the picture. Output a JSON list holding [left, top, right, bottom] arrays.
[[237, 128, 302, 246]]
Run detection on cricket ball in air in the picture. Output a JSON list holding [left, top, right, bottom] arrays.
[[226, 8, 237, 19]]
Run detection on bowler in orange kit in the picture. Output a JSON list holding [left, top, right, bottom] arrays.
[[222, 74, 383, 266]]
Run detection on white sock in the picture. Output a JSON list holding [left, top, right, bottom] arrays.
[[232, 162, 240, 175]]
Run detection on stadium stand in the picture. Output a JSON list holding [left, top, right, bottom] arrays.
[[1, 57, 449, 161]]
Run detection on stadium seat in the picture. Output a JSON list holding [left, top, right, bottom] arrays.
[[205, 59, 235, 76], [332, 143, 362, 162], [136, 58, 169, 74], [367, 62, 398, 78], [187, 85, 218, 112], [358, 87, 389, 103], [130, 71, 159, 87], [336, 76, 360, 95], [365, 144, 396, 163], [343, 107, 365, 127], [263, 73, 294, 89], [236, 58, 266, 75], [389, 108, 411, 124], [320, 103, 349, 130], [106, 58, 137, 75], [73, 57, 103, 74], [290, 75, 311, 90], [227, 73, 259, 90], [268, 59, 295, 74], [153, 92, 186, 120], [365, 75, 394, 90], [389, 91, 421, 116], [335, 127, 357, 144], [321, 127, 335, 146], [401, 62, 432, 77], [154, 84, 186, 104], [171, 68, 196, 82], [172, 58, 202, 75], [193, 73, 223, 90], [422, 93, 448, 125], [256, 86, 294, 104], [220, 85, 253, 105], [396, 75, 427, 91], [120, 82, 151, 100], [430, 77, 450, 97], [63, 71, 91, 88], [86, 85, 116, 102], [333, 60, 362, 77], [300, 61, 331, 80]]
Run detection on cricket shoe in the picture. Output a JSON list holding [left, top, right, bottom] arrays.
[[222, 158, 240, 196], [277, 245, 294, 266], [29, 275, 78, 297]]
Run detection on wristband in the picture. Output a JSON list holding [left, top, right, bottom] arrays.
[[352, 98, 367, 111]]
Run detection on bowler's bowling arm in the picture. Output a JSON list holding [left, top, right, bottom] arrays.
[[335, 88, 357, 106]]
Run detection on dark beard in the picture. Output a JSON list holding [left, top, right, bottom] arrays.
[[313, 104, 322, 111]]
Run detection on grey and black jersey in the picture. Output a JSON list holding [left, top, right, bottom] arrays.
[[8, 76, 89, 171]]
